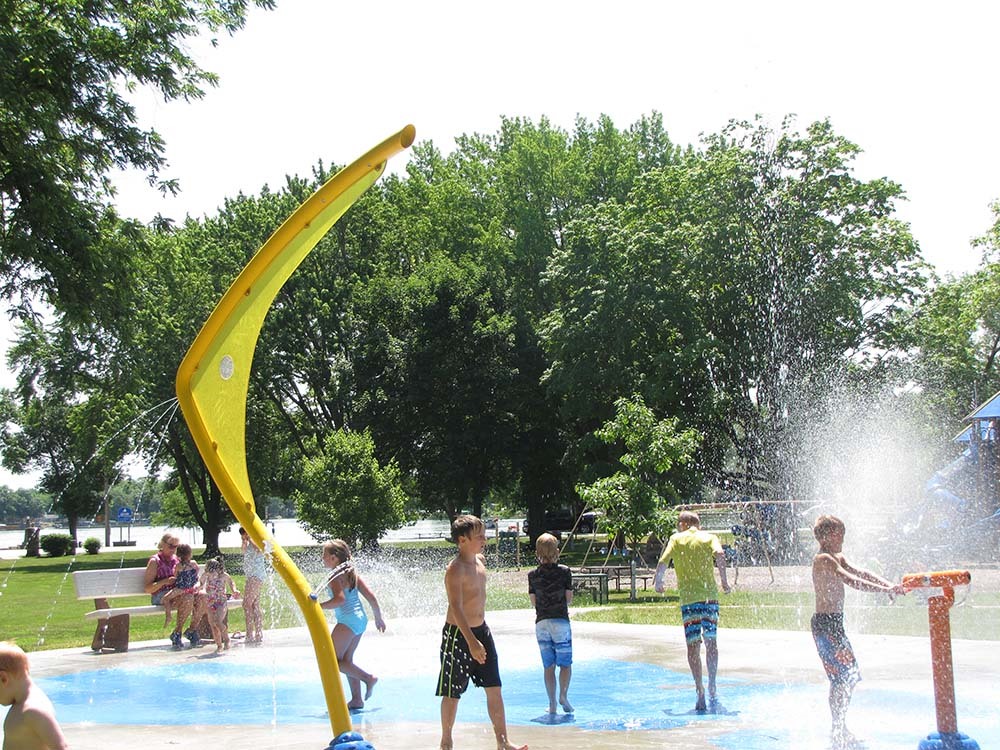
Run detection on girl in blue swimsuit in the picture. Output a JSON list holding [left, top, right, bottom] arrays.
[[319, 539, 386, 710]]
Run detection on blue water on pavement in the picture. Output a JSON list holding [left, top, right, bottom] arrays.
[[39, 657, 999, 749]]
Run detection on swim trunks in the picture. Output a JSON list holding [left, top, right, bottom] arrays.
[[680, 600, 719, 644], [535, 617, 572, 668], [333, 587, 369, 636], [812, 612, 861, 687], [435, 622, 502, 698]]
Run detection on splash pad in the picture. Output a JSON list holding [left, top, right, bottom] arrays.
[[25, 610, 1000, 750]]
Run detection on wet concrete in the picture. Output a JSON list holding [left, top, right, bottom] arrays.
[[16, 607, 1000, 750]]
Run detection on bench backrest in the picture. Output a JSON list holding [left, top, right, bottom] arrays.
[[73, 567, 149, 600]]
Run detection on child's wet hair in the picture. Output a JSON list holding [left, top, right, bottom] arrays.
[[535, 533, 560, 564], [206, 556, 225, 574], [451, 514, 484, 543], [678, 510, 701, 527], [323, 539, 357, 588], [813, 514, 845, 540], [176, 543, 192, 561], [0, 641, 29, 676]]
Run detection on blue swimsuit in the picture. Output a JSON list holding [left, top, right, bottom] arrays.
[[331, 586, 368, 636]]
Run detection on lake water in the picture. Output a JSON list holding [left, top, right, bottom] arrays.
[[0, 517, 525, 556]]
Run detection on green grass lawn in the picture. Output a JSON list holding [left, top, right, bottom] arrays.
[[572, 587, 1000, 640], [0, 549, 309, 651], [3, 549, 997, 652]]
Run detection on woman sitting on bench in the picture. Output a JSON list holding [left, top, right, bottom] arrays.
[[144, 533, 208, 649]]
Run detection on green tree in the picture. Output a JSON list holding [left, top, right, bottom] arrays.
[[0, 320, 127, 538], [543, 117, 928, 498], [354, 256, 518, 519], [903, 200, 1000, 435], [576, 395, 701, 562], [0, 486, 48, 524], [293, 429, 406, 550], [0, 0, 275, 320]]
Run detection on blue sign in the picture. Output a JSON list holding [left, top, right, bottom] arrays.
[[116, 507, 134, 524]]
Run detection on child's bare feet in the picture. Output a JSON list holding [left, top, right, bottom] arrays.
[[559, 696, 573, 713], [347, 701, 364, 711], [832, 729, 865, 749], [364, 675, 378, 700], [497, 740, 528, 750], [695, 691, 707, 712]]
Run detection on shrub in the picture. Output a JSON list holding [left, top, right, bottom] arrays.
[[83, 537, 102, 554], [39, 533, 76, 557]]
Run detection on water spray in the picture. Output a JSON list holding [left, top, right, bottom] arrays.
[[901, 569, 980, 750], [309, 561, 353, 601]]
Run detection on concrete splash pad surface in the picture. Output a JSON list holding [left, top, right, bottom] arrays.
[[15, 608, 1000, 750]]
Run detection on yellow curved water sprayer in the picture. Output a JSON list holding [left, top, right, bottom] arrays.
[[175, 125, 415, 743]]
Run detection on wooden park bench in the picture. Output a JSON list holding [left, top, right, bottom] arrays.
[[73, 567, 243, 652]]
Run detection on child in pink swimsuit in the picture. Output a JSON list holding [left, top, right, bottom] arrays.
[[199, 557, 240, 654]]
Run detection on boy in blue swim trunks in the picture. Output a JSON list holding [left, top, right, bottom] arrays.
[[812, 515, 905, 749], [436, 515, 526, 750], [527, 532, 574, 714], [654, 510, 730, 712]]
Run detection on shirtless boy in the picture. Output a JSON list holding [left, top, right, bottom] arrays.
[[812, 515, 905, 749], [436, 515, 527, 750], [0, 642, 68, 750]]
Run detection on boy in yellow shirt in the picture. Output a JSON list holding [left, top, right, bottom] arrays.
[[654, 511, 730, 711]]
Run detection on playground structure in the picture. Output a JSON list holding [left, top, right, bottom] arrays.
[[902, 569, 980, 750], [923, 390, 1000, 560]]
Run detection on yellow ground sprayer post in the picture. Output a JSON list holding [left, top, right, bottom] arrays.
[[176, 126, 415, 749]]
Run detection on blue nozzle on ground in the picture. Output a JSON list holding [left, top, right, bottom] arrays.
[[918, 731, 980, 750], [328, 730, 375, 750]]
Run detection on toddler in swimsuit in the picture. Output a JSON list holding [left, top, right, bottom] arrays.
[[319, 539, 385, 710], [200, 557, 240, 654], [161, 543, 199, 627]]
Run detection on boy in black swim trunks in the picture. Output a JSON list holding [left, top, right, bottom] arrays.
[[436, 515, 527, 750], [812, 515, 905, 749]]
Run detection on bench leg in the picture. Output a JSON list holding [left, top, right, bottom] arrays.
[[93, 614, 131, 652]]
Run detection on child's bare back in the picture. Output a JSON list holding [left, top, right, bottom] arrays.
[[1, 643, 68, 750]]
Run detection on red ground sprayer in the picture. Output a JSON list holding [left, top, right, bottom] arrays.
[[901, 570, 979, 750]]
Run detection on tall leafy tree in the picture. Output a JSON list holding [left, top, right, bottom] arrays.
[[0, 320, 128, 538], [0, 0, 275, 320], [354, 256, 518, 519], [542, 117, 929, 498]]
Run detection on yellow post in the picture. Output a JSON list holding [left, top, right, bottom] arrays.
[[176, 126, 415, 738]]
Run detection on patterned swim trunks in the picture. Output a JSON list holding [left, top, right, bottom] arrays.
[[680, 600, 719, 644], [812, 612, 861, 687]]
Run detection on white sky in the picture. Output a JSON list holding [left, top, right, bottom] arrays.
[[3, 0, 1000, 489]]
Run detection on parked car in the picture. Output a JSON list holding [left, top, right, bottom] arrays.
[[523, 510, 600, 535]]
